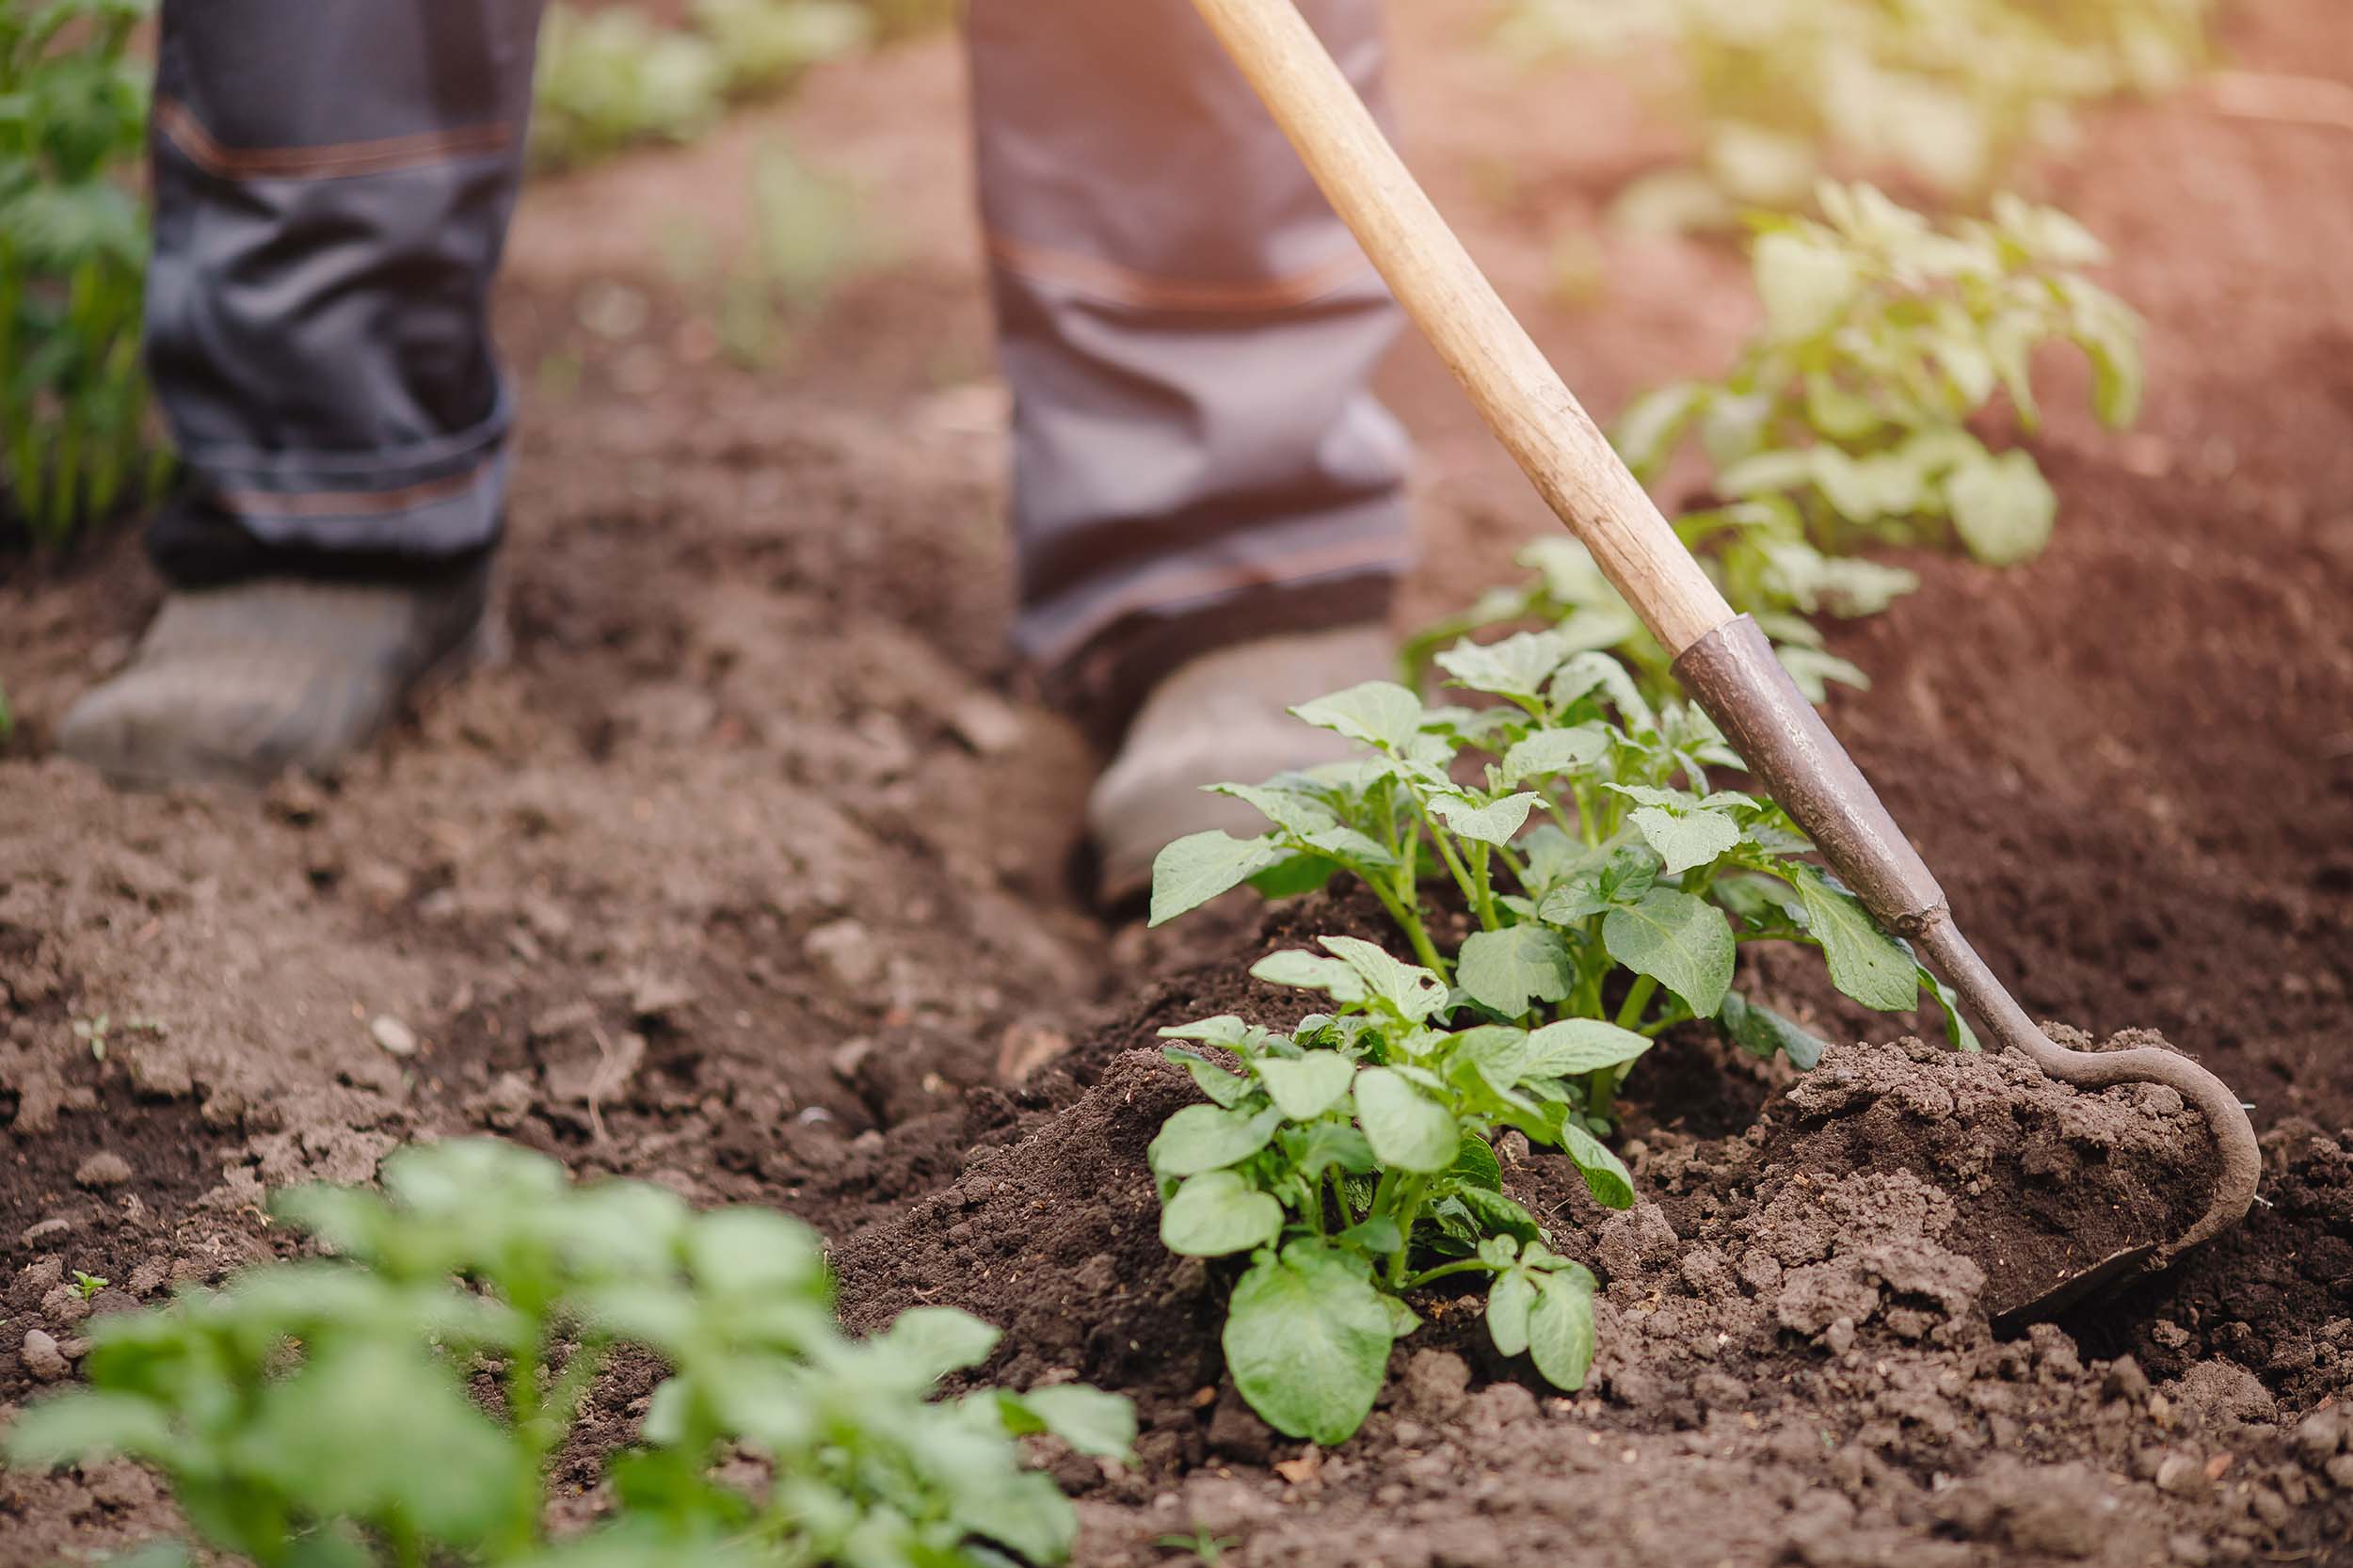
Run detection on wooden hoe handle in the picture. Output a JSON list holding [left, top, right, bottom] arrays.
[[1187, 0, 1735, 655], [1188, 0, 2264, 1294]]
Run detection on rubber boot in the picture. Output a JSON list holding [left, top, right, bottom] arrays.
[[57, 561, 494, 789], [1088, 623, 1393, 904]]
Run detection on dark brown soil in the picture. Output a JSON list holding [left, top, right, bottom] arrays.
[[6, 1, 2353, 1564]]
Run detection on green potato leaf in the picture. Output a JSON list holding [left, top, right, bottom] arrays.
[[1487, 1270, 1537, 1358], [1498, 724, 1611, 787], [1453, 1184, 1543, 1244], [1254, 1052, 1357, 1121], [1223, 1244, 1398, 1446], [1787, 867, 1919, 1013], [1160, 1170, 1286, 1257], [871, 1306, 1002, 1384], [1602, 888, 1736, 1018], [1147, 1103, 1284, 1178], [1434, 631, 1573, 702], [950, 1469, 1078, 1566], [1250, 948, 1367, 1002], [1208, 781, 1340, 835], [1163, 1047, 1250, 1109], [1540, 841, 1663, 924], [1449, 1128, 1505, 1191], [4, 1391, 174, 1468], [1289, 681, 1425, 752], [1716, 991, 1830, 1070], [1626, 804, 1742, 875], [1427, 791, 1544, 846], [1528, 1268, 1598, 1392], [1918, 964, 1983, 1053], [1149, 831, 1285, 927], [1520, 1017, 1654, 1079], [1317, 936, 1449, 1022], [1006, 1384, 1139, 1462], [1559, 1122, 1637, 1209], [1290, 1121, 1378, 1178], [1754, 229, 1861, 340], [1457, 925, 1576, 1018], [1352, 1067, 1461, 1174], [1945, 447, 2057, 567]]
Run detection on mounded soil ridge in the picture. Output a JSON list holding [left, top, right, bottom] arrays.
[[829, 1022, 2353, 1566]]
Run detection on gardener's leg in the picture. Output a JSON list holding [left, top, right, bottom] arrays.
[[968, 0, 1412, 895], [59, 0, 543, 788]]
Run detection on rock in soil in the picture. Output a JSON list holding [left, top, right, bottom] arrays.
[[72, 1151, 133, 1189], [20, 1329, 69, 1382]]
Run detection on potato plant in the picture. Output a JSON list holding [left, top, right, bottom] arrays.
[[1412, 185, 2144, 707], [1149, 640, 1981, 1437], [1152, 939, 1619, 1444], [1155, 637, 1975, 1076], [1494, 0, 2215, 213], [1620, 184, 2143, 568], [1, 0, 170, 547], [6, 1139, 1132, 1568]]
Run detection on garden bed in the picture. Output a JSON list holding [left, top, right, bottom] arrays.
[[4, 2, 2352, 1563]]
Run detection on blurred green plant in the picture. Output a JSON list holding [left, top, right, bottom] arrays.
[[1, 0, 172, 550], [1495, 0, 2217, 222], [1620, 184, 2142, 566], [531, 0, 872, 170], [656, 136, 872, 369], [6, 1138, 1132, 1568], [1411, 184, 2142, 703]]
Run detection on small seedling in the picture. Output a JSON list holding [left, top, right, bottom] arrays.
[[72, 1271, 107, 1300], [69, 1012, 161, 1063], [7, 1138, 1134, 1567], [1156, 1526, 1237, 1564]]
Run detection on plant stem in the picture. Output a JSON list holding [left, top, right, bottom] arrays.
[[1419, 817, 1486, 928], [1370, 878, 1449, 981], [1466, 842, 1501, 932], [388, 1513, 427, 1568], [1384, 1177, 1430, 1288], [1612, 975, 1658, 1032], [1402, 1258, 1497, 1289]]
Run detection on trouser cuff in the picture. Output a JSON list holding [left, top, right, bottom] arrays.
[[148, 488, 504, 590], [1030, 549, 1403, 746]]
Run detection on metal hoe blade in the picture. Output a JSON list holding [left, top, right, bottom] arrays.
[[1674, 616, 2263, 1322]]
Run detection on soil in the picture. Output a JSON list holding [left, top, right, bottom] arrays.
[[5, 2, 2353, 1564]]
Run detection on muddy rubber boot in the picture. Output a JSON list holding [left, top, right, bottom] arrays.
[[1088, 623, 1393, 904], [56, 561, 494, 789]]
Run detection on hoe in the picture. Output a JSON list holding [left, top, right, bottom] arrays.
[[1188, 0, 2262, 1322]]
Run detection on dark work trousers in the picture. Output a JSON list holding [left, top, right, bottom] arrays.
[[144, 0, 1413, 728]]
